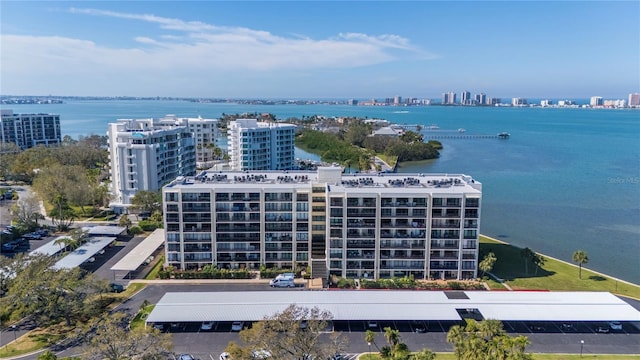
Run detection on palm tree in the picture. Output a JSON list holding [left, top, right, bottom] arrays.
[[572, 250, 589, 279], [383, 326, 401, 347], [364, 329, 380, 352]]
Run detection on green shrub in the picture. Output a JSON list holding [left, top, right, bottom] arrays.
[[129, 226, 143, 235], [138, 220, 162, 231]]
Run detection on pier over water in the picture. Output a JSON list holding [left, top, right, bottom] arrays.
[[397, 124, 510, 139]]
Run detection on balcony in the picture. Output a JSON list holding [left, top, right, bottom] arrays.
[[430, 241, 459, 249]]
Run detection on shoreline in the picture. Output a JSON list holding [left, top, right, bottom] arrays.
[[480, 234, 640, 288]]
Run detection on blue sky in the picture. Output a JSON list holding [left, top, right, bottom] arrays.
[[1, 1, 638, 99]]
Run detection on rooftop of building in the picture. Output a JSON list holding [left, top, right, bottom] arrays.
[[164, 167, 481, 194]]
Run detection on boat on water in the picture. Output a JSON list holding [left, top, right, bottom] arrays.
[[498, 132, 510, 139], [458, 128, 466, 133]]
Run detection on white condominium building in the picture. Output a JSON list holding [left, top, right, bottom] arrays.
[[0, 109, 61, 149], [162, 167, 482, 281], [227, 119, 295, 171], [108, 118, 196, 209], [156, 115, 219, 167]]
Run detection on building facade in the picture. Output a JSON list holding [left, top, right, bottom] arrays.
[[628, 93, 640, 107], [227, 119, 295, 171], [156, 115, 219, 168], [0, 109, 61, 149], [162, 167, 482, 280], [107, 118, 196, 209]]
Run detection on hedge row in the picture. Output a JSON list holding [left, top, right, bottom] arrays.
[[158, 268, 254, 279]]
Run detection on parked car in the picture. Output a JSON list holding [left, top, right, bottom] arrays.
[[367, 320, 378, 328], [269, 273, 295, 287], [200, 321, 215, 331], [231, 321, 244, 331], [251, 350, 271, 359], [219, 352, 230, 360], [609, 321, 622, 331], [561, 323, 574, 331], [412, 321, 427, 333], [152, 323, 164, 331], [109, 283, 125, 293], [595, 326, 610, 333], [23, 233, 41, 240], [529, 325, 545, 332], [177, 354, 196, 360]]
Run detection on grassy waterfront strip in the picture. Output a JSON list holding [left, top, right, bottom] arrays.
[[480, 235, 640, 298], [359, 353, 640, 359]]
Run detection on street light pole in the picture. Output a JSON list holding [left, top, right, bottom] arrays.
[[368, 341, 371, 358], [580, 340, 584, 357], [10, 325, 16, 342]]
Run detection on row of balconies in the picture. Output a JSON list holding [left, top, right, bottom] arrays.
[[380, 240, 426, 249], [380, 231, 426, 239], [380, 201, 428, 208], [380, 221, 427, 228], [217, 243, 260, 251]]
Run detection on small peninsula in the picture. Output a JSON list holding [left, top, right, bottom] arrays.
[[294, 118, 441, 172]]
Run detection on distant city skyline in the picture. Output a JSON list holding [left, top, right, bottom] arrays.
[[1, 1, 638, 99]]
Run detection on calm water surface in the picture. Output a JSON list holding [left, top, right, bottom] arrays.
[[4, 101, 639, 284]]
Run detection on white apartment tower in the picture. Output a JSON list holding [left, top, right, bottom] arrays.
[[162, 167, 482, 281], [107, 118, 196, 209], [590, 96, 604, 107], [227, 119, 295, 171], [0, 109, 61, 149], [156, 115, 219, 167], [628, 93, 640, 107]]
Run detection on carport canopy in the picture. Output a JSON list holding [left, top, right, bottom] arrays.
[[29, 236, 68, 256], [145, 290, 640, 324], [83, 225, 126, 237], [52, 237, 115, 270], [110, 228, 165, 271]]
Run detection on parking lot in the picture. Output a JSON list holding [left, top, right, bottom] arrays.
[[154, 318, 638, 336]]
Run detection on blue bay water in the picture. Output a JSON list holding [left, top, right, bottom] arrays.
[[4, 101, 639, 284]]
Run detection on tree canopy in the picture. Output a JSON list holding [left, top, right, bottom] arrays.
[[447, 319, 532, 360], [0, 254, 104, 326], [296, 124, 440, 172], [80, 312, 173, 360], [572, 250, 589, 279], [225, 304, 346, 359]]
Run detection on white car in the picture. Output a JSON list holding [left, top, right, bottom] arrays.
[[219, 352, 230, 360], [609, 321, 622, 331], [201, 321, 214, 331], [231, 321, 244, 331], [367, 320, 378, 328], [251, 349, 271, 359]]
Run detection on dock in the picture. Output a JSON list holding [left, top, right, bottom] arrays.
[[424, 132, 510, 140]]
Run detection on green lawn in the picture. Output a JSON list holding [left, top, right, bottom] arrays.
[[145, 255, 165, 279], [130, 304, 155, 330], [358, 354, 640, 360], [480, 236, 640, 298]]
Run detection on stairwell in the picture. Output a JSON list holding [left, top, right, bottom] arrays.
[[310, 259, 328, 284]]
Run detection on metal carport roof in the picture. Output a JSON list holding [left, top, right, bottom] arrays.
[[465, 291, 640, 321], [29, 236, 68, 256], [83, 226, 126, 237], [52, 237, 115, 270], [145, 290, 640, 324], [110, 228, 165, 271]]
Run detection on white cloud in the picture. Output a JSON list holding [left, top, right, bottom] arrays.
[[2, 8, 434, 96]]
